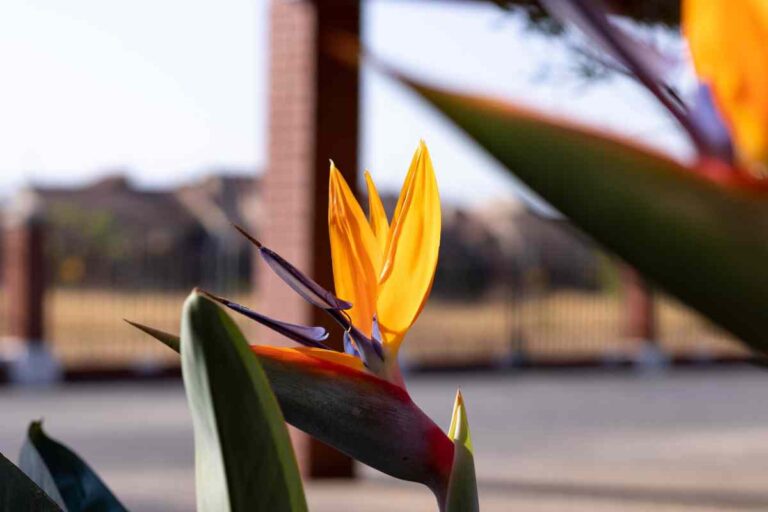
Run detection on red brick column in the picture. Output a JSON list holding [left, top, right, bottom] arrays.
[[5, 212, 45, 345], [260, 0, 359, 478], [3, 191, 60, 384], [622, 265, 656, 342]]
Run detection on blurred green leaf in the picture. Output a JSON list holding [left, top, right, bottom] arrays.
[[19, 421, 126, 512], [0, 450, 62, 511], [181, 292, 307, 512], [396, 75, 768, 354], [445, 391, 478, 512]]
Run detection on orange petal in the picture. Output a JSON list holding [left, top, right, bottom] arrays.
[[328, 163, 382, 336], [684, 0, 768, 168], [377, 141, 441, 350], [365, 170, 390, 255], [252, 345, 366, 375]]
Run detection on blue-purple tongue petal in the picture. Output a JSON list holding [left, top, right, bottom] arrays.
[[343, 330, 360, 357], [233, 225, 352, 311], [260, 246, 353, 310], [349, 326, 384, 372], [201, 290, 331, 350]]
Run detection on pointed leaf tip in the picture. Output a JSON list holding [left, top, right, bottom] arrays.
[[448, 390, 472, 452], [20, 421, 128, 511], [126, 319, 180, 353], [445, 389, 478, 512]]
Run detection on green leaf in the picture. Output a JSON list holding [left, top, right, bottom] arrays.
[[445, 391, 478, 512], [130, 320, 454, 499], [0, 450, 62, 511], [19, 421, 127, 511], [395, 74, 768, 354], [181, 291, 307, 512]]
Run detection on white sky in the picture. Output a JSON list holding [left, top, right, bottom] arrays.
[[0, 0, 691, 206]]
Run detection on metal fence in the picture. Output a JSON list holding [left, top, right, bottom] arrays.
[[402, 250, 747, 367], [41, 238, 256, 371], [0, 204, 748, 372]]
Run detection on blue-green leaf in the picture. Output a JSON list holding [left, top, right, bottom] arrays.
[[19, 421, 127, 512]]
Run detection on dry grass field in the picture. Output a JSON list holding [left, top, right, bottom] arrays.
[[40, 289, 260, 369], [405, 291, 746, 365], [0, 288, 748, 369]]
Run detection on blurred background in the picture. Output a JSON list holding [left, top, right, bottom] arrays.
[[0, 1, 764, 511]]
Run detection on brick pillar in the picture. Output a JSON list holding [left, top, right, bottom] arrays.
[[3, 190, 60, 384], [5, 204, 45, 344], [622, 265, 655, 342], [261, 0, 359, 478]]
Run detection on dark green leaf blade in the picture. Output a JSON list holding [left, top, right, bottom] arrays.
[[19, 421, 127, 512], [0, 450, 62, 511], [181, 291, 307, 512], [396, 75, 768, 354]]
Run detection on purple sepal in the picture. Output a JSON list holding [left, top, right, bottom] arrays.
[[233, 225, 352, 311], [202, 291, 331, 350], [260, 246, 353, 311]]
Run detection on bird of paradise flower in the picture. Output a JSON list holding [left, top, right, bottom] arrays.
[[131, 142, 477, 511]]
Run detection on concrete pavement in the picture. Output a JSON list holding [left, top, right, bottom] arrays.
[[1, 368, 768, 510]]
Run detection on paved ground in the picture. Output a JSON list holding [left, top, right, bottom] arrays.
[[2, 368, 768, 511]]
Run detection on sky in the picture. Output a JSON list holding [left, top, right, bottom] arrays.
[[0, 0, 691, 207]]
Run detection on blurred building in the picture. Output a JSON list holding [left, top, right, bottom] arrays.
[[376, 192, 604, 300], [16, 173, 259, 290]]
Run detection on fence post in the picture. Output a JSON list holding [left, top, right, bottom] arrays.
[[260, 0, 359, 478], [622, 265, 666, 368], [2, 190, 60, 384]]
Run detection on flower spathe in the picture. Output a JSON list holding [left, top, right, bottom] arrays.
[[329, 141, 441, 384], [683, 0, 768, 170]]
